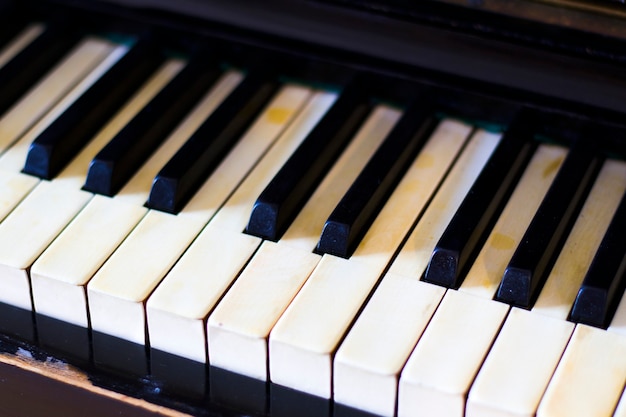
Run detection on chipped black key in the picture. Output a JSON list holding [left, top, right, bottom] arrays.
[[570, 191, 626, 328], [245, 78, 372, 240], [0, 24, 80, 117], [495, 141, 602, 308], [23, 39, 163, 179], [424, 112, 536, 288], [316, 98, 437, 258], [83, 55, 222, 196], [147, 72, 280, 213]]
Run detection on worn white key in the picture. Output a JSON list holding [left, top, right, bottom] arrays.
[[467, 308, 574, 417], [0, 24, 44, 69], [0, 45, 129, 311], [397, 144, 566, 417], [147, 85, 313, 363], [331, 123, 492, 414], [0, 37, 115, 155], [537, 325, 626, 417], [271, 123, 496, 400], [398, 291, 508, 417], [465, 158, 626, 417], [207, 104, 400, 380]]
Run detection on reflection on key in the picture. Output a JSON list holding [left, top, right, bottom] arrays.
[[84, 54, 223, 196], [331, 125, 496, 415], [208, 104, 398, 382], [398, 144, 566, 417], [245, 79, 372, 240]]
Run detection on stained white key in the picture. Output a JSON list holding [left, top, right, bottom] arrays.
[[397, 144, 567, 417], [331, 123, 490, 414], [537, 325, 626, 417], [207, 104, 399, 380], [146, 85, 313, 363], [0, 37, 115, 155], [465, 158, 626, 417], [0, 24, 44, 69]]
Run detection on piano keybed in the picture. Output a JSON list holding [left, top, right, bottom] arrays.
[[0, 2, 625, 417]]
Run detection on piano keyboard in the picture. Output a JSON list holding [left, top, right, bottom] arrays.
[[0, 8, 624, 417]]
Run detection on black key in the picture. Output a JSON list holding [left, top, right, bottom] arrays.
[[570, 191, 626, 328], [23, 40, 164, 179], [146, 73, 280, 213], [83, 55, 222, 196], [495, 141, 602, 308], [245, 78, 372, 241], [316, 98, 437, 258], [424, 112, 537, 288], [0, 24, 80, 117]]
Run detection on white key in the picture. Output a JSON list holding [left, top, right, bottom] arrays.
[[537, 325, 626, 417], [331, 124, 496, 413], [147, 85, 313, 363], [398, 291, 508, 417], [89, 81, 316, 347], [334, 274, 445, 416], [465, 158, 626, 417], [0, 45, 130, 311], [208, 105, 400, 380], [467, 308, 574, 417], [0, 24, 44, 69], [0, 37, 115, 155], [397, 144, 567, 417]]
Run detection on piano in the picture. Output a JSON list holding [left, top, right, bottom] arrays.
[[0, 0, 624, 416]]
